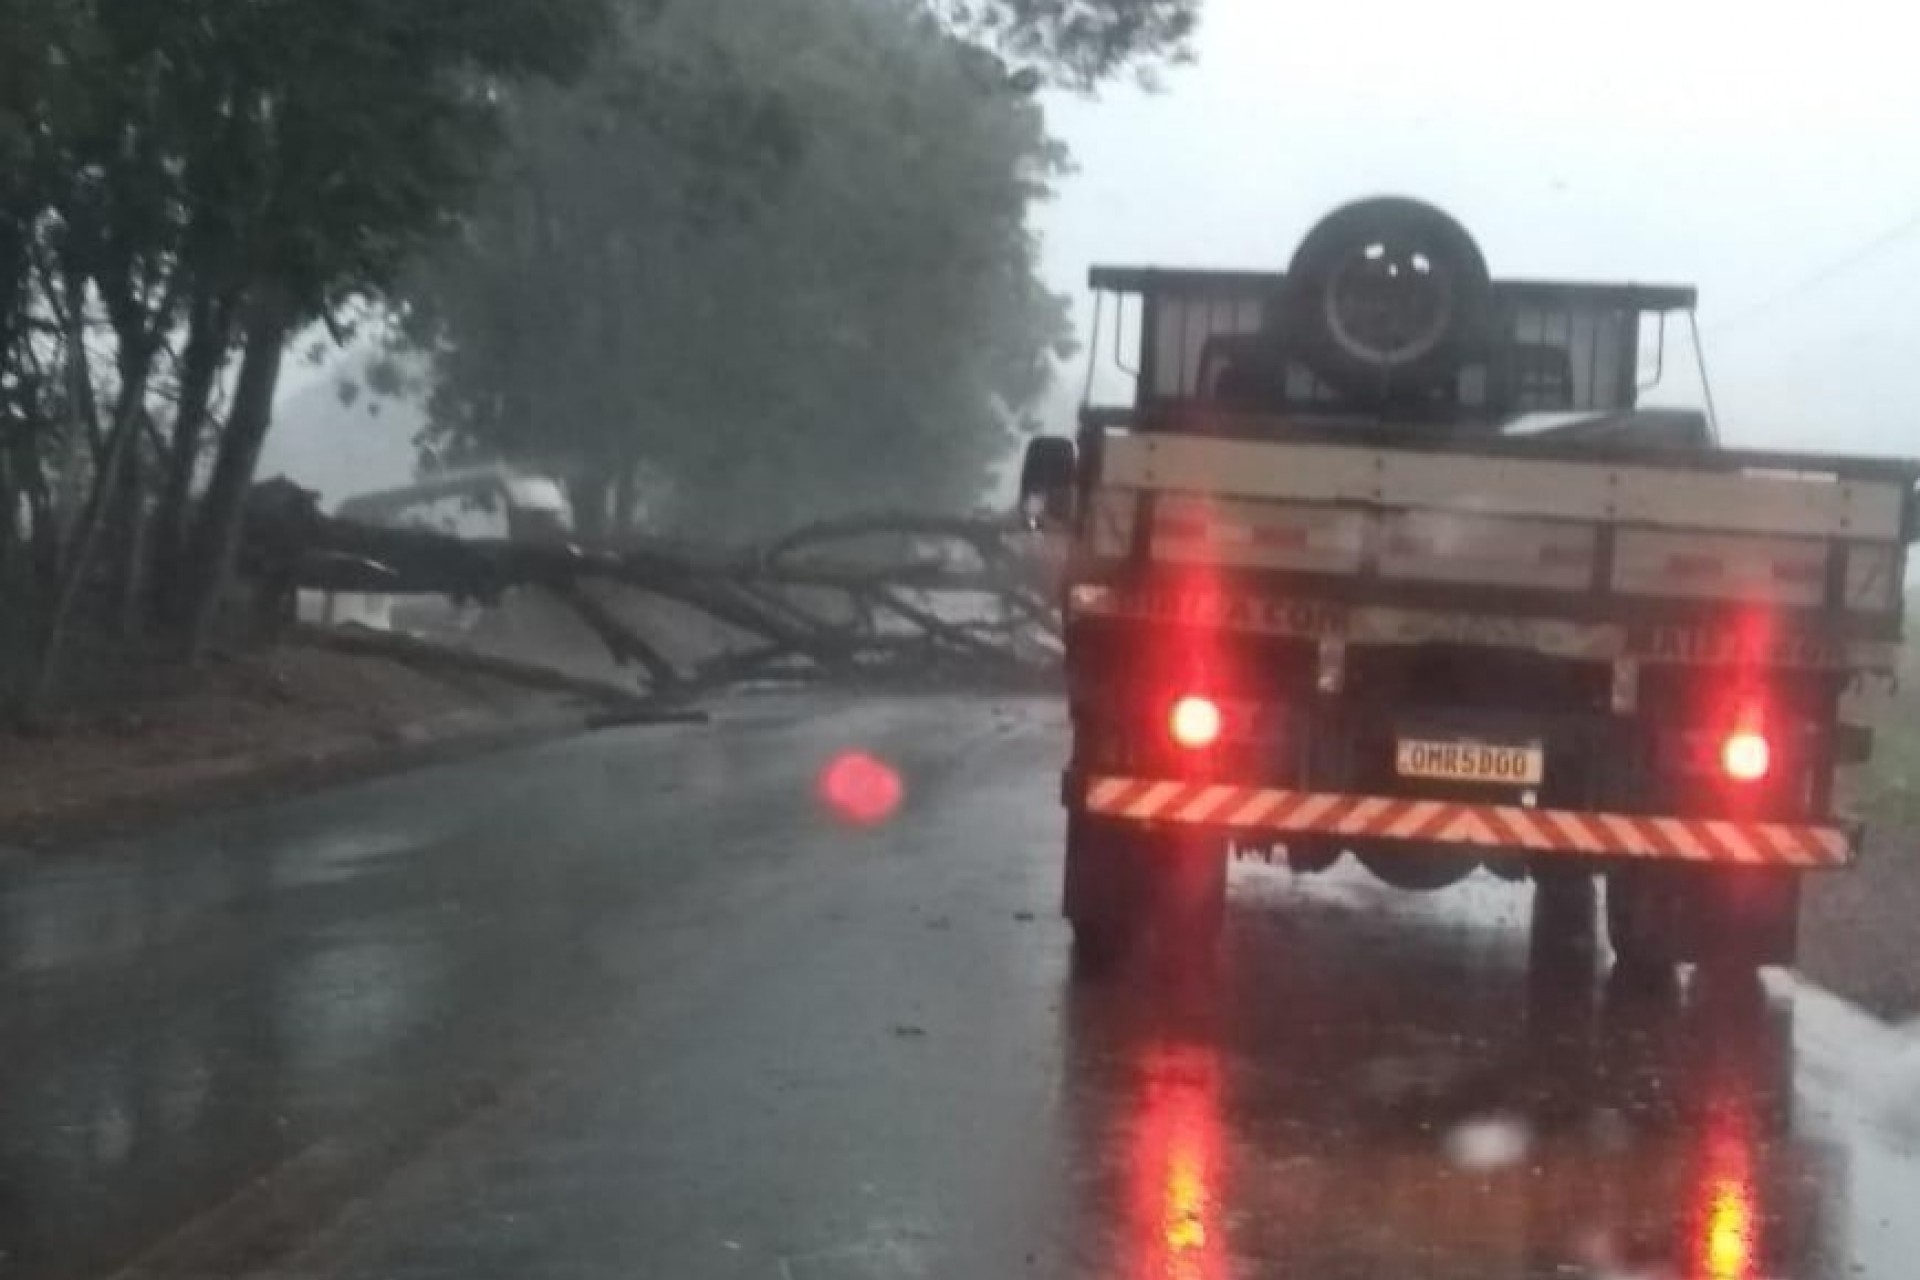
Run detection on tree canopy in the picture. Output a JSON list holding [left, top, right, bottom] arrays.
[[1, 0, 1194, 714], [395, 0, 1080, 540], [933, 0, 1199, 85], [1, 0, 611, 707]]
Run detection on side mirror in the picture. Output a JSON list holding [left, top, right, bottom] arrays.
[[1018, 436, 1076, 527]]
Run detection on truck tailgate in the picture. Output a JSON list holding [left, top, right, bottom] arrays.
[[1087, 433, 1914, 628]]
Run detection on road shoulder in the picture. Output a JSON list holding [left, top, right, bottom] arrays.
[[0, 643, 602, 851]]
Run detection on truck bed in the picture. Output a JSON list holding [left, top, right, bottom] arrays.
[[1075, 423, 1919, 673]]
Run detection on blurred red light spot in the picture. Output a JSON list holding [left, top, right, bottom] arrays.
[[1169, 695, 1223, 750], [819, 751, 904, 826], [1721, 729, 1771, 783]]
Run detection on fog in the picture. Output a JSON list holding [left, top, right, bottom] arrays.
[[270, 0, 1919, 508], [1038, 0, 1920, 455]]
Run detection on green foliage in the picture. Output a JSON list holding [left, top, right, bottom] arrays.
[[931, 0, 1199, 86], [4, 0, 1181, 704], [399, 0, 1078, 540], [1, 0, 614, 701]]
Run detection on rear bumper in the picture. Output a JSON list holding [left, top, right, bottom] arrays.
[[1073, 774, 1858, 868]]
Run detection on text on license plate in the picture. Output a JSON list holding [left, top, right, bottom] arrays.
[[1396, 739, 1544, 786]]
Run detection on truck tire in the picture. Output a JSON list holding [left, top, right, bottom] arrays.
[[1532, 870, 1597, 947], [1606, 869, 1680, 979], [1607, 867, 1799, 977], [1064, 811, 1142, 972], [1063, 812, 1227, 975]]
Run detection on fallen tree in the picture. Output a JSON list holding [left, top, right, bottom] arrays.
[[294, 623, 660, 710], [241, 480, 1063, 700]]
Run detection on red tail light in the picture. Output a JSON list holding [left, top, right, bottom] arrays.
[[1720, 700, 1772, 783], [1169, 695, 1223, 751], [1720, 730, 1771, 783]]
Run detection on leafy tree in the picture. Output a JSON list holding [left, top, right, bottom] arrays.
[[2, 0, 1191, 714], [932, 0, 1199, 85], [1, 0, 613, 714], [397, 0, 1078, 542], [162, 0, 614, 654]]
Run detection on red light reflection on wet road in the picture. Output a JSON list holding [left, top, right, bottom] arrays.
[[1127, 1041, 1226, 1280], [817, 751, 905, 826], [1694, 1100, 1760, 1280]]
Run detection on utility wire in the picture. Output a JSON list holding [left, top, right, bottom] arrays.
[[1711, 206, 1920, 340]]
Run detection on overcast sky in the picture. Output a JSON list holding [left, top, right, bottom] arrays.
[[274, 0, 1919, 504], [1035, 0, 1920, 455]]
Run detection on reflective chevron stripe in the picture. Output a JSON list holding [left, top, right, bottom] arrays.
[[1080, 776, 1854, 867]]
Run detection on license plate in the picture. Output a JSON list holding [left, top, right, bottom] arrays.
[[1396, 738, 1543, 786]]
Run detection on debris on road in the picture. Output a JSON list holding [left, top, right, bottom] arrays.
[[584, 706, 713, 732], [248, 488, 1063, 702]]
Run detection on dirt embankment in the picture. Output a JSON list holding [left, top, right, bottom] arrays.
[[0, 644, 590, 847]]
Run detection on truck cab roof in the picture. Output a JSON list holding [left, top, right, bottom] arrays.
[[1084, 200, 1704, 432]]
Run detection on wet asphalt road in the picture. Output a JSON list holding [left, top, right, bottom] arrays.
[[4, 694, 1920, 1280]]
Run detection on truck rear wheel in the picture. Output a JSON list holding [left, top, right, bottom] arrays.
[[1064, 812, 1227, 974], [1606, 867, 1801, 977], [1606, 870, 1676, 978], [1530, 870, 1598, 968]]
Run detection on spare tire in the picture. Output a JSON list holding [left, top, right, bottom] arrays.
[[1285, 197, 1491, 403]]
